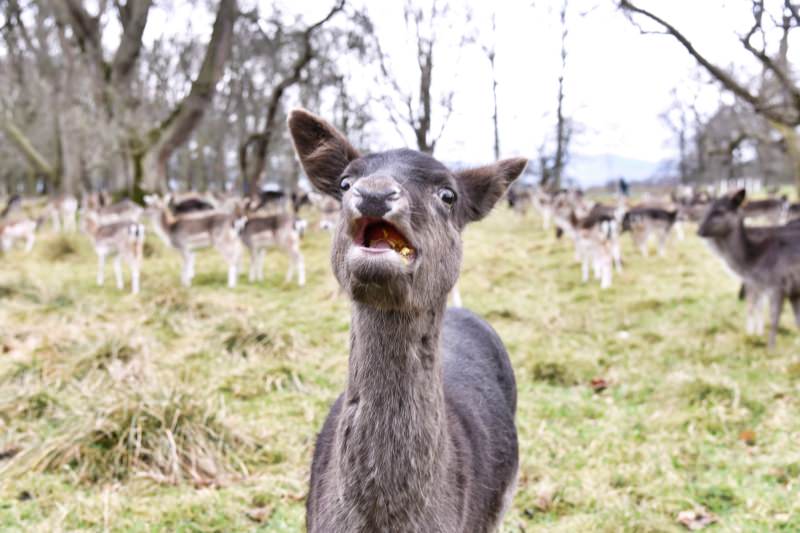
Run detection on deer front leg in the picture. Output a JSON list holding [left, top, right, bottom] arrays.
[[24, 233, 34, 253], [97, 253, 106, 286], [790, 296, 800, 329], [180, 249, 192, 287], [768, 289, 784, 349], [248, 246, 257, 282], [130, 258, 140, 295], [113, 256, 124, 290]]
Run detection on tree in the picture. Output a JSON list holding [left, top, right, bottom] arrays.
[[620, 0, 800, 191], [375, 0, 470, 155], [55, 0, 237, 194], [238, 0, 344, 197], [481, 12, 500, 161]]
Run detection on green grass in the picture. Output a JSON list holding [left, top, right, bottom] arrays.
[[1, 206, 799, 531]]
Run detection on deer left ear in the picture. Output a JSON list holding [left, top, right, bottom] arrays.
[[455, 158, 528, 225]]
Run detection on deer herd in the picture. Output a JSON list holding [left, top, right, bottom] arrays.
[[3, 108, 800, 530]]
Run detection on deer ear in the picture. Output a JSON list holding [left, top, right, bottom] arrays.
[[288, 108, 360, 199], [731, 189, 746, 208], [455, 158, 528, 225]]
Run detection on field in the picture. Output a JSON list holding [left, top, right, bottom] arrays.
[[2, 205, 800, 532]]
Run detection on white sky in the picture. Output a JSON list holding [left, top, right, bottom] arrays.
[[137, 0, 790, 171]]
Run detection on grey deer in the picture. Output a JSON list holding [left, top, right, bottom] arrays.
[[289, 109, 522, 533], [699, 189, 800, 348]]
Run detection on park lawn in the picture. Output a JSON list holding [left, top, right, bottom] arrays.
[[1, 205, 799, 532]]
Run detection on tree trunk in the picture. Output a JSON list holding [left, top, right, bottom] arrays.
[[773, 122, 800, 194], [140, 0, 237, 191]]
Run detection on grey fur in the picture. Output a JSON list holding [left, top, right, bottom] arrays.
[[289, 108, 523, 533], [699, 190, 800, 348]]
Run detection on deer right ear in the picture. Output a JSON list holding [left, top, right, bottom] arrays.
[[731, 189, 746, 208], [288, 109, 360, 199]]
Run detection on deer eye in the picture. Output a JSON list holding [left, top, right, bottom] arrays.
[[437, 187, 456, 206], [340, 177, 353, 191]]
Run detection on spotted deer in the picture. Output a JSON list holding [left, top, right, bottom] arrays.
[[240, 212, 306, 286], [289, 109, 521, 533], [47, 194, 79, 232], [82, 211, 145, 294], [0, 217, 40, 253], [144, 196, 244, 288], [622, 206, 677, 257]]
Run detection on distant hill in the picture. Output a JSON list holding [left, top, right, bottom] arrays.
[[567, 153, 664, 187]]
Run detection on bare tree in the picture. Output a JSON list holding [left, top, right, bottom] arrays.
[[481, 12, 500, 161], [239, 0, 344, 197], [376, 0, 469, 155], [620, 0, 800, 191], [55, 0, 237, 194]]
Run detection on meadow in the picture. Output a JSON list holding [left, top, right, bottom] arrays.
[[1, 205, 799, 532]]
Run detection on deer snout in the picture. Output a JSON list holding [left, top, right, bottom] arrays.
[[352, 185, 401, 218]]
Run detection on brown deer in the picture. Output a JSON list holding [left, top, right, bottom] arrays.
[[289, 109, 522, 533], [240, 212, 306, 286], [82, 211, 145, 294], [144, 195, 244, 288]]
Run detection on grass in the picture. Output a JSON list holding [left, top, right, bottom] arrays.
[[1, 205, 800, 531]]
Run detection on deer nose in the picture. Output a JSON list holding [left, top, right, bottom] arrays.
[[353, 187, 400, 218]]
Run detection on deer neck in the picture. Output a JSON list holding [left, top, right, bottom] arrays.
[[151, 209, 175, 247], [712, 217, 755, 277], [335, 300, 452, 521]]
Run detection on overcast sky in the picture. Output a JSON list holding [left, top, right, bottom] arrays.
[[142, 0, 789, 177]]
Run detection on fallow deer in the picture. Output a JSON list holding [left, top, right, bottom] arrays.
[[699, 189, 800, 348], [82, 211, 145, 294], [622, 206, 677, 257], [145, 196, 244, 288], [0, 217, 40, 253], [289, 109, 521, 533], [90, 198, 144, 225], [308, 191, 341, 230], [240, 212, 306, 286], [47, 194, 79, 232]]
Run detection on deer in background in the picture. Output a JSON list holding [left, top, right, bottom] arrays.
[[144, 195, 244, 288], [46, 194, 79, 232], [622, 206, 677, 257], [240, 211, 306, 286], [0, 218, 41, 253], [82, 211, 145, 294], [699, 189, 800, 348], [289, 109, 521, 533]]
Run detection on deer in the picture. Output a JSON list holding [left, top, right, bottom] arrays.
[[144, 195, 245, 288], [81, 211, 145, 294], [622, 206, 677, 257], [699, 189, 800, 348], [0, 217, 40, 253], [46, 194, 79, 232], [84, 194, 143, 225], [289, 109, 522, 533], [240, 211, 306, 286]]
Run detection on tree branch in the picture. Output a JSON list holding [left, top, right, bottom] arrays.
[[620, 0, 800, 126]]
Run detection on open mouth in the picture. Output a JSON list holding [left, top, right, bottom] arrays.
[[354, 218, 416, 262]]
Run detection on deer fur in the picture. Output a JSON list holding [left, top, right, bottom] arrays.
[[622, 206, 677, 257], [82, 211, 145, 294], [289, 109, 522, 533], [240, 212, 306, 285], [0, 217, 40, 253], [699, 190, 800, 348], [145, 197, 244, 288]]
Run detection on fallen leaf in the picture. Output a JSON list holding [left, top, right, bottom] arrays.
[[677, 508, 718, 530], [739, 430, 756, 446], [534, 482, 556, 512], [246, 506, 273, 523], [590, 377, 609, 393]]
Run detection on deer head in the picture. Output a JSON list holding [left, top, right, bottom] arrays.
[[698, 189, 745, 238], [288, 108, 527, 311]]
